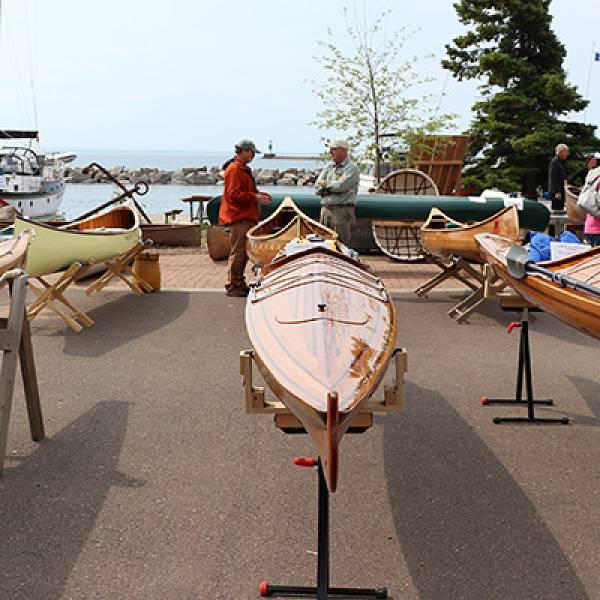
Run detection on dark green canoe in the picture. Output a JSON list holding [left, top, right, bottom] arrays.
[[206, 192, 550, 230]]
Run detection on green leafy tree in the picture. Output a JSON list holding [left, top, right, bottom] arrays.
[[444, 0, 599, 197], [310, 7, 454, 181]]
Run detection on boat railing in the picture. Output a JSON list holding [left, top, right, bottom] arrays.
[[252, 275, 389, 304]]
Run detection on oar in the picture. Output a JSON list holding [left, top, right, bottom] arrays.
[[506, 244, 600, 297]]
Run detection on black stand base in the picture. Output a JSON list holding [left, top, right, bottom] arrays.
[[259, 459, 387, 599], [482, 313, 569, 426]]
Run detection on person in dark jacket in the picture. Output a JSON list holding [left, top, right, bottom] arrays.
[[547, 143, 569, 210], [568, 152, 599, 187]]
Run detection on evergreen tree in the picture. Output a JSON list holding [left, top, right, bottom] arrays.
[[444, 0, 599, 197]]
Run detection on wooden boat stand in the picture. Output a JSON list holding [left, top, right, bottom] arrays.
[[414, 255, 482, 298], [241, 348, 407, 599], [446, 262, 509, 323], [480, 299, 569, 425], [27, 242, 153, 333], [0, 270, 44, 473], [83, 241, 154, 297]]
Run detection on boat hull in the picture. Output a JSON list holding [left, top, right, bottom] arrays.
[[0, 185, 64, 218], [246, 246, 397, 491], [246, 197, 337, 266], [476, 233, 600, 340], [141, 223, 201, 247], [208, 193, 550, 233], [421, 206, 520, 262], [13, 203, 141, 277]]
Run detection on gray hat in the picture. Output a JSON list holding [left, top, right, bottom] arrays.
[[235, 139, 261, 153], [329, 139, 349, 150]]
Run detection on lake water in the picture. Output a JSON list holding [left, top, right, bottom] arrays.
[[71, 149, 325, 172], [63, 183, 314, 221], [62, 149, 321, 220]]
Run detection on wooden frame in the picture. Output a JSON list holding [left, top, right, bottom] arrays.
[[0, 270, 43, 474], [240, 346, 407, 430]]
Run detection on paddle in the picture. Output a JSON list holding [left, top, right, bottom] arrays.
[[80, 162, 153, 224], [506, 244, 600, 297]]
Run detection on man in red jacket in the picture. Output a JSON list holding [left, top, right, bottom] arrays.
[[219, 139, 271, 296]]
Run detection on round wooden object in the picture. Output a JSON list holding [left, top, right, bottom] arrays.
[[132, 251, 161, 292]]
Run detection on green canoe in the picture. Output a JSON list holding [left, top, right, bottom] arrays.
[[206, 192, 550, 231]]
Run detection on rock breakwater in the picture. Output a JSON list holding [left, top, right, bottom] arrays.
[[65, 165, 320, 186]]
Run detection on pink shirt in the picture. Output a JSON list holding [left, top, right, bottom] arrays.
[[585, 213, 600, 234]]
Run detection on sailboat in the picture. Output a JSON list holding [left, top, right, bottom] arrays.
[[0, 3, 75, 218]]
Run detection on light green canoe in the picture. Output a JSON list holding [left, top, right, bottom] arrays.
[[13, 200, 141, 277]]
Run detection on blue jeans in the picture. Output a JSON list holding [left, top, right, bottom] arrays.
[[586, 233, 600, 247]]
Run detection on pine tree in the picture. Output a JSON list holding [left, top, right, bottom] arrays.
[[444, 0, 599, 197]]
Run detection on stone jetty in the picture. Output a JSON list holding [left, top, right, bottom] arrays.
[[65, 165, 320, 186]]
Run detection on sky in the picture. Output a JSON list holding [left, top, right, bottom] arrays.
[[0, 0, 598, 153]]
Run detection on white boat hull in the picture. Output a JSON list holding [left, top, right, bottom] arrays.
[[0, 184, 64, 218]]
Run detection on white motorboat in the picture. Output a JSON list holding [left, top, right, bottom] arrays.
[[0, 130, 76, 218]]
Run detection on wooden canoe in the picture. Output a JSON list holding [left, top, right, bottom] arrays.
[[246, 243, 397, 492], [141, 223, 201, 247], [475, 233, 600, 340], [246, 197, 338, 266], [0, 230, 33, 274], [13, 201, 141, 277], [421, 205, 520, 263], [564, 183, 587, 224]]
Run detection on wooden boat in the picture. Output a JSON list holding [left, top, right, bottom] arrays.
[[246, 197, 338, 266], [476, 233, 600, 340], [0, 229, 33, 274], [564, 183, 587, 224], [246, 241, 397, 491], [420, 205, 520, 263], [140, 223, 201, 247], [13, 201, 141, 277]]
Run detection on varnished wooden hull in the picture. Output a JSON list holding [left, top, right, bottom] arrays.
[[0, 230, 33, 275], [476, 233, 600, 340], [246, 246, 397, 491], [421, 206, 520, 262], [564, 184, 586, 224], [141, 223, 201, 247], [246, 197, 337, 266]]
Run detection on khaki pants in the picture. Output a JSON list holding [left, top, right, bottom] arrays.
[[226, 220, 255, 291], [320, 205, 355, 246]]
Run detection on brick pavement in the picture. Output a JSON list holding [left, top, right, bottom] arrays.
[[155, 246, 471, 292]]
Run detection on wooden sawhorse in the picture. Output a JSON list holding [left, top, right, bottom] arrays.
[[447, 262, 510, 323], [0, 270, 44, 473], [27, 262, 97, 333], [84, 242, 154, 297], [415, 256, 483, 297], [240, 348, 407, 599]]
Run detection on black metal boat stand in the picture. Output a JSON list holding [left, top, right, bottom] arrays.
[[240, 347, 408, 599], [480, 304, 569, 425]]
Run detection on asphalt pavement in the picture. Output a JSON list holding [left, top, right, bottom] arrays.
[[0, 289, 598, 600]]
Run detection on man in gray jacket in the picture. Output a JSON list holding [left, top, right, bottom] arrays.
[[315, 139, 359, 246]]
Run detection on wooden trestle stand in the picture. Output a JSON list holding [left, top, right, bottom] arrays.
[[26, 241, 153, 333], [480, 296, 569, 425], [240, 347, 407, 600], [0, 270, 44, 474], [416, 259, 509, 323]]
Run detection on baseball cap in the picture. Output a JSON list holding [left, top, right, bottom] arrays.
[[235, 139, 261, 153], [329, 139, 349, 150]]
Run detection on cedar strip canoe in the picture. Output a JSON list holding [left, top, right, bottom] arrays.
[[564, 183, 587, 224], [476, 233, 600, 340], [13, 201, 141, 277], [246, 243, 397, 492], [421, 205, 520, 263], [246, 197, 337, 266]]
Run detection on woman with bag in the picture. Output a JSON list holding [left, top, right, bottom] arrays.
[[580, 166, 600, 246]]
